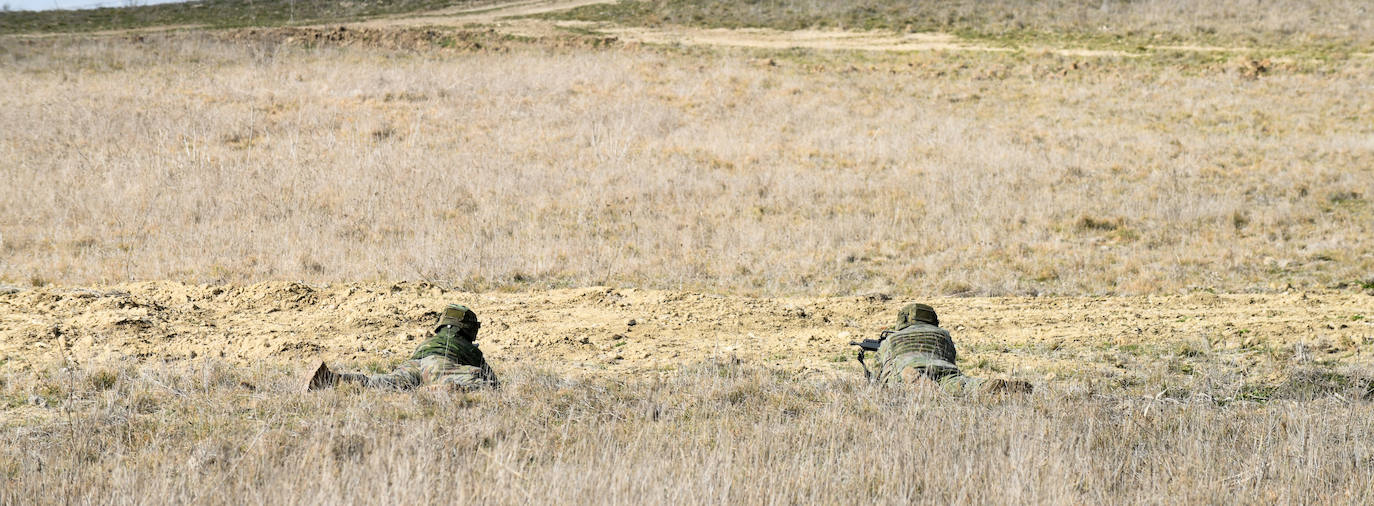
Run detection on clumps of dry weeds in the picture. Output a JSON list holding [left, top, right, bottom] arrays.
[[216, 25, 618, 52], [3, 359, 1374, 504]]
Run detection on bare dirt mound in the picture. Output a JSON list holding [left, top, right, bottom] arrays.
[[2, 282, 1370, 388]]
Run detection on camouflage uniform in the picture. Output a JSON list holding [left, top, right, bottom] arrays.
[[308, 304, 498, 391], [870, 303, 1029, 395]]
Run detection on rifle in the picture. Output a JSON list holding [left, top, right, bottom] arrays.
[[850, 330, 893, 382], [850, 339, 883, 352]]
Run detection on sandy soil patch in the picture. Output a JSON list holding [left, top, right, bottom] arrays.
[[2, 282, 1369, 387]]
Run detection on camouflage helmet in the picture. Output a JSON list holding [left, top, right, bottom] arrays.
[[435, 304, 481, 336], [895, 303, 938, 328]]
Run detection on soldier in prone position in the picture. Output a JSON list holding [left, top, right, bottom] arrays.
[[855, 303, 1031, 395], [306, 304, 498, 392]]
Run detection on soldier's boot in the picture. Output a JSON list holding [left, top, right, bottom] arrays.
[[984, 378, 1033, 395], [306, 362, 339, 391]]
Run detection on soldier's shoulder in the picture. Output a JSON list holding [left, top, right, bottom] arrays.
[[448, 337, 484, 354], [892, 322, 949, 336]]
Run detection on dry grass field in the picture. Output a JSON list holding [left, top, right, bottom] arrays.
[[5, 361, 1374, 503], [2, 0, 1374, 503], [3, 31, 1372, 295]]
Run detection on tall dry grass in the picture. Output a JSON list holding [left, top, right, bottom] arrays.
[[1, 34, 1372, 295], [3, 359, 1373, 504]]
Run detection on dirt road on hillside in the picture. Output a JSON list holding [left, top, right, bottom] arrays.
[[593, 26, 1136, 56], [351, 0, 1207, 57], [2, 282, 1370, 388], [6, 0, 1268, 58]]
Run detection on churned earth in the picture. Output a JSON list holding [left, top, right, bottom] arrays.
[[2, 282, 1370, 396]]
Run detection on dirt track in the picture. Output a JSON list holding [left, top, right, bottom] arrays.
[[5, 0, 1276, 58], [2, 282, 1369, 388], [344, 0, 1234, 57]]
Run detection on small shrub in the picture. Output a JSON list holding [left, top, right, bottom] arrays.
[[90, 369, 118, 391]]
